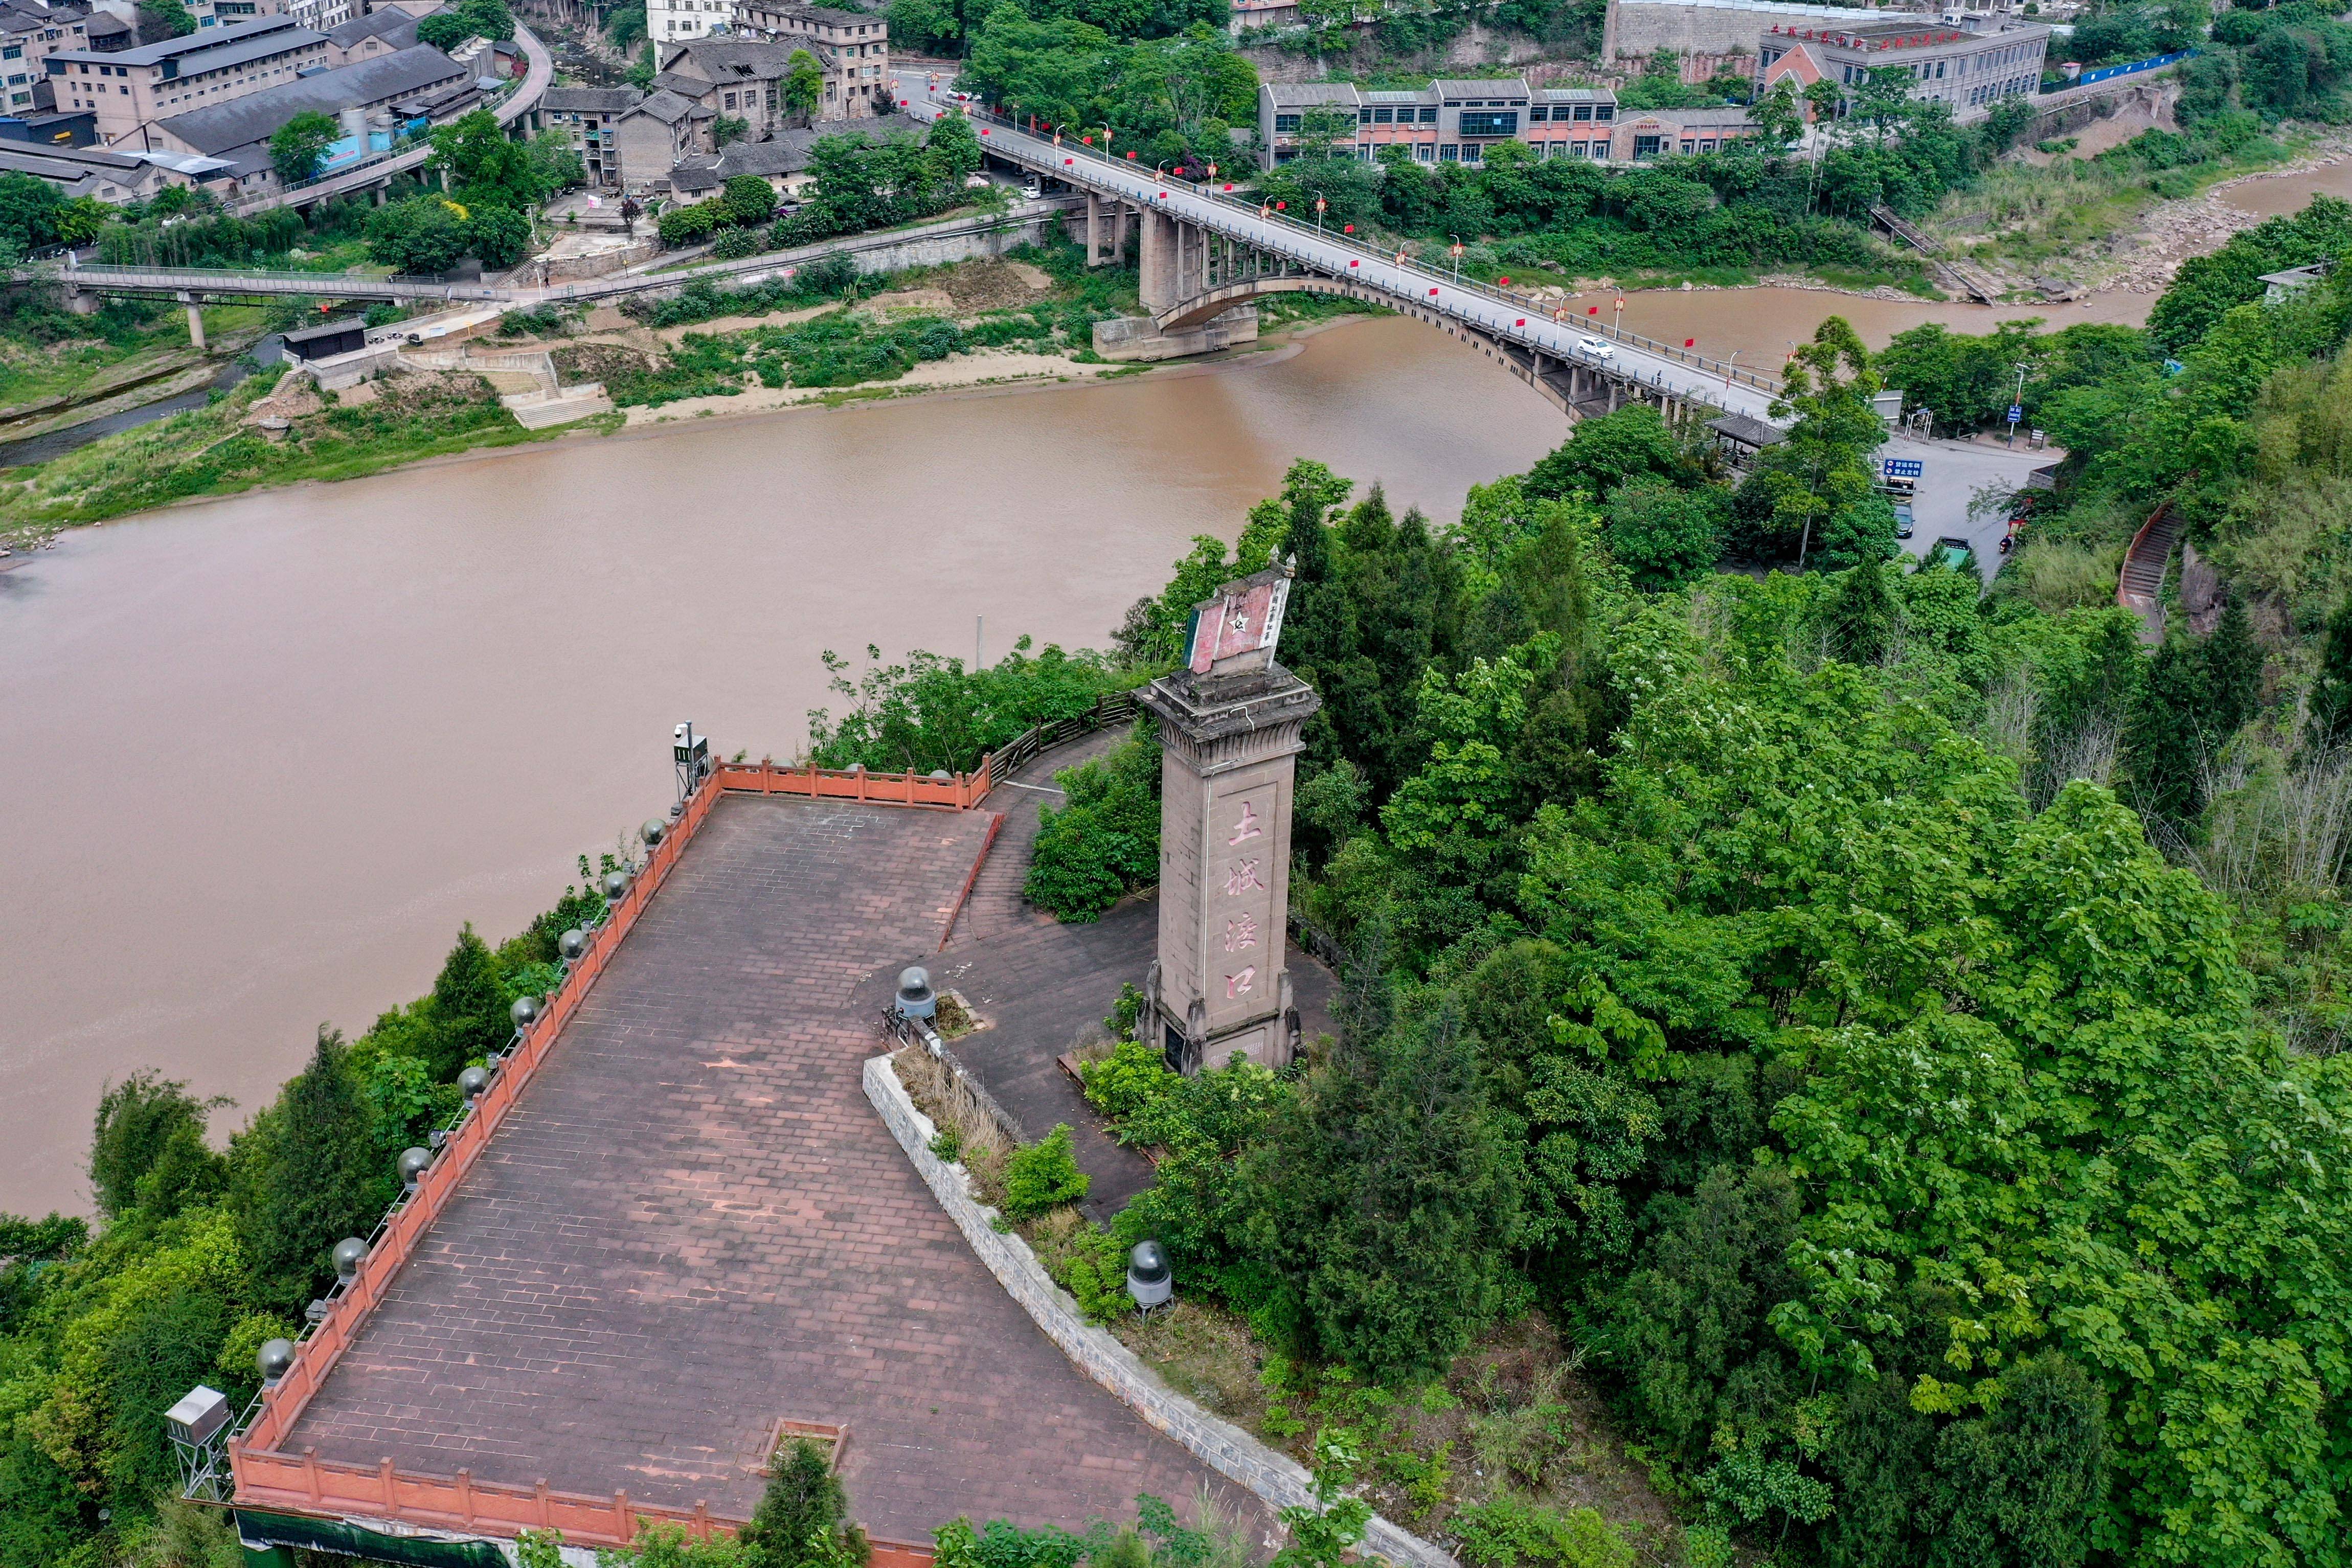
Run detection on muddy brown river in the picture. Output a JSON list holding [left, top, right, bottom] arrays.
[[0, 281, 2167, 1214]]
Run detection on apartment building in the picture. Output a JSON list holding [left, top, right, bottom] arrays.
[[44, 15, 329, 144], [650, 0, 731, 44], [1258, 77, 1756, 170], [733, 0, 888, 116], [0, 2, 99, 114], [538, 83, 637, 188], [1755, 17, 2051, 120]]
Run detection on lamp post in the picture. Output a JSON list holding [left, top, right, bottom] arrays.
[[2008, 361, 2027, 448], [1449, 234, 1463, 285], [1315, 195, 1326, 234]]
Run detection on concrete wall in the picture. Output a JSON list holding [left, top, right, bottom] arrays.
[[1603, 0, 1901, 62], [863, 1052, 1459, 1568]]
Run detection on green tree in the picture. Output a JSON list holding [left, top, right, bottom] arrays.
[[137, 0, 195, 38], [88, 1072, 225, 1220], [2203, 590, 2262, 740], [0, 171, 63, 258], [2125, 633, 2213, 826], [740, 1437, 866, 1568], [1525, 403, 1685, 504], [1238, 1000, 1522, 1378], [1824, 558, 1901, 665], [1758, 316, 1892, 570], [427, 923, 507, 1080], [466, 203, 532, 269], [1604, 479, 1721, 589], [2305, 589, 2352, 753], [923, 113, 982, 185], [784, 49, 825, 126], [268, 109, 341, 187], [722, 173, 778, 227], [363, 194, 471, 273], [229, 1029, 389, 1312]]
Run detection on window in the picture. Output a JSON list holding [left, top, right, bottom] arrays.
[[1372, 106, 1391, 122], [1680, 139, 1693, 152], [1700, 139, 1715, 151], [1463, 142, 1482, 161], [1357, 106, 1371, 123], [1634, 133, 1661, 159], [1458, 109, 1516, 137], [1590, 142, 1609, 161], [1528, 105, 1547, 122], [1439, 142, 1457, 160], [1594, 104, 1613, 122], [1571, 103, 1590, 121], [1415, 142, 1433, 161], [1274, 112, 1299, 132], [1418, 106, 1436, 123]]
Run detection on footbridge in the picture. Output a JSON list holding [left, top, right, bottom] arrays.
[[941, 104, 1784, 424]]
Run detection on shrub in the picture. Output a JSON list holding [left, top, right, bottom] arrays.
[[710, 225, 766, 260], [658, 200, 724, 248], [1023, 731, 1160, 922], [1450, 1496, 1634, 1568], [1001, 1124, 1089, 1219], [740, 1436, 866, 1568], [722, 173, 778, 227], [1077, 1035, 1179, 1125]]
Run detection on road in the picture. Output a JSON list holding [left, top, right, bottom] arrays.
[[1884, 431, 2053, 579], [893, 74, 1783, 422]]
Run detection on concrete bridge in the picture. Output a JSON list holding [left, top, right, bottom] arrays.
[[937, 102, 1784, 424]]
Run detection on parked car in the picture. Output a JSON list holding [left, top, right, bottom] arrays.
[[1022, 175, 1043, 199], [963, 174, 990, 189], [1894, 502, 1915, 540], [1576, 335, 1614, 361]]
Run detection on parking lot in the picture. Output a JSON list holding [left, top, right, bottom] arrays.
[[1880, 431, 2059, 581]]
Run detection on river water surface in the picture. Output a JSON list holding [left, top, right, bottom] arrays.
[[0, 276, 2183, 1214], [0, 315, 1572, 1214]]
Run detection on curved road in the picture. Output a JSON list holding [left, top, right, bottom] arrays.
[[897, 80, 1781, 422], [229, 21, 555, 216]]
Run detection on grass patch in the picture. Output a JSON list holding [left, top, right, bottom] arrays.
[[0, 368, 541, 529], [0, 296, 263, 413]]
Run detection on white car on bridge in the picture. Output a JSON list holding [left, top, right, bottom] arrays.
[[1576, 336, 1615, 362]]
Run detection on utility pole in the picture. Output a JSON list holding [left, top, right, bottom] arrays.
[[2007, 361, 2026, 448]]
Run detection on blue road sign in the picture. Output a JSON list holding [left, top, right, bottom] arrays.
[[1883, 458, 1924, 479], [2008, 404, 2024, 424]]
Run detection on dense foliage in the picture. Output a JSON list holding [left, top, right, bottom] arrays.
[[0, 871, 609, 1566]]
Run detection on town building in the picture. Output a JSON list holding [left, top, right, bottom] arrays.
[[1257, 77, 1758, 169], [1605, 0, 1933, 67], [322, 6, 419, 66], [664, 106, 917, 201], [612, 85, 710, 188], [43, 15, 331, 145], [144, 43, 468, 193], [650, 0, 732, 44], [537, 83, 639, 188], [1755, 16, 2051, 120], [651, 30, 886, 139], [731, 1, 889, 117], [0, 1, 101, 114], [0, 134, 180, 198]]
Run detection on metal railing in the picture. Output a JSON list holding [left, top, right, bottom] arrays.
[[963, 105, 1786, 399]]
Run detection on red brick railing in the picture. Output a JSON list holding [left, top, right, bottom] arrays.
[[717, 758, 992, 809], [223, 773, 837, 1552], [222, 695, 1146, 1550]]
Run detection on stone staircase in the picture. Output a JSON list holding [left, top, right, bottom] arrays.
[[1870, 203, 2002, 304], [2117, 502, 2182, 643], [399, 345, 612, 428]]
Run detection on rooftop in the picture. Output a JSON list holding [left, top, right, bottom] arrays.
[[281, 790, 1250, 1538], [1262, 82, 1361, 105], [155, 45, 463, 157], [325, 8, 421, 50], [669, 112, 922, 186], [46, 14, 320, 69], [542, 85, 642, 112], [628, 86, 707, 124], [1433, 77, 1533, 98]]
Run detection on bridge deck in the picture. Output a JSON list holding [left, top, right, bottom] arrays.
[[283, 793, 1242, 1539]]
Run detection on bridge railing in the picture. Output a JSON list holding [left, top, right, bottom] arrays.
[[35, 259, 512, 300], [965, 106, 1784, 398]]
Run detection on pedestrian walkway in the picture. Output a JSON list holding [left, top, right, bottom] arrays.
[[284, 792, 1247, 1541]]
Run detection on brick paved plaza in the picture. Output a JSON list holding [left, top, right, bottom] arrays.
[[287, 792, 1248, 1542]]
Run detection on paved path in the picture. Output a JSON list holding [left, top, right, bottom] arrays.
[[915, 729, 1336, 1221], [288, 793, 1250, 1540]]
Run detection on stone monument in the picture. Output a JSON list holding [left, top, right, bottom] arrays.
[[1137, 559, 1321, 1075]]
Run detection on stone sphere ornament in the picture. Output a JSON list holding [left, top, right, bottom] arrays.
[[396, 1146, 433, 1190], [257, 1338, 295, 1383], [331, 1237, 368, 1283]]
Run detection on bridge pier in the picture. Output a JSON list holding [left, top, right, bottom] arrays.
[[1086, 193, 1101, 266], [177, 291, 205, 351]]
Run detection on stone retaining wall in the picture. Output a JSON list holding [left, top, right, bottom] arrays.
[[861, 1053, 1458, 1568]]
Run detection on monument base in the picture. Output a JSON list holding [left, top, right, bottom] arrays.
[[1150, 966, 1298, 1076], [1092, 306, 1259, 362]]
